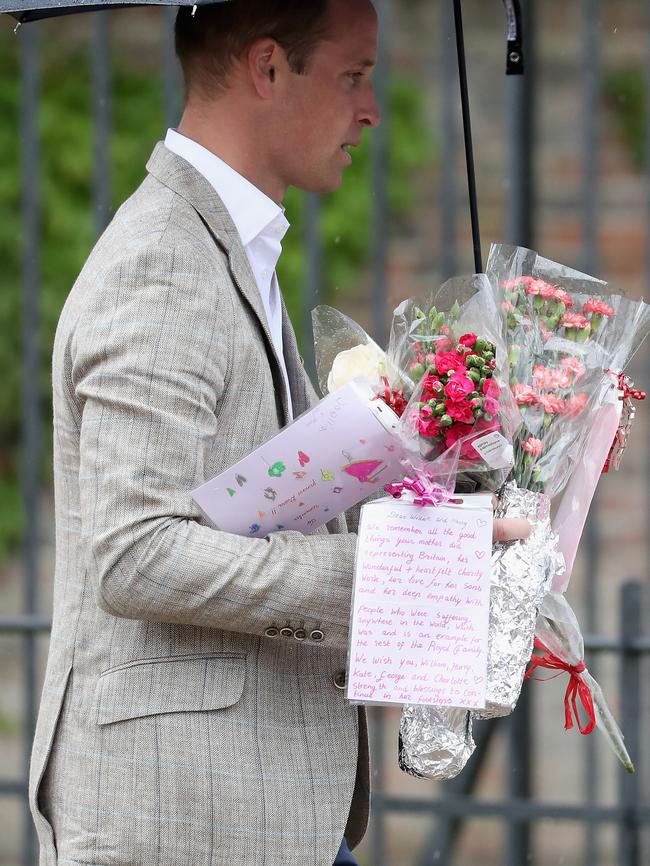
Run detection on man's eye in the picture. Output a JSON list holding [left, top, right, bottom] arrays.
[[348, 72, 364, 86]]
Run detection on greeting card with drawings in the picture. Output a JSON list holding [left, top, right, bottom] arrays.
[[191, 380, 407, 537], [347, 494, 493, 710]]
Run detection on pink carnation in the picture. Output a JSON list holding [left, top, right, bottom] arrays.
[[553, 288, 574, 308], [444, 372, 475, 402], [560, 356, 586, 381], [435, 336, 453, 352], [483, 378, 500, 398], [483, 396, 500, 416], [501, 300, 515, 313], [562, 312, 590, 330], [418, 418, 441, 438], [564, 392, 589, 417], [583, 298, 615, 318], [538, 393, 566, 414], [444, 423, 481, 459], [459, 333, 478, 348], [520, 436, 543, 458], [512, 383, 538, 406], [433, 351, 467, 375], [447, 400, 475, 424]]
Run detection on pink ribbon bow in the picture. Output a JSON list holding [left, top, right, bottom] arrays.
[[384, 473, 453, 507]]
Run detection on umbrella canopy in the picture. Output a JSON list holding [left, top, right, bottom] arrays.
[[3, 0, 225, 24]]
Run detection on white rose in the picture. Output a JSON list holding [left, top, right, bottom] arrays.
[[327, 342, 387, 393]]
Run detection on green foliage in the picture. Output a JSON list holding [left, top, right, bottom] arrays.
[[604, 67, 645, 168], [0, 28, 431, 559]]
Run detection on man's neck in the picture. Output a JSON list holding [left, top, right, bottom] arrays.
[[177, 111, 285, 204]]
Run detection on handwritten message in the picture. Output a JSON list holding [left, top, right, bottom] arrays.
[[347, 496, 493, 709]]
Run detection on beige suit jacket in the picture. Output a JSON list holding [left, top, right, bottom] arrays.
[[29, 142, 369, 866]]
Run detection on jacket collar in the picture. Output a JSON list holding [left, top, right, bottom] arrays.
[[146, 141, 312, 424]]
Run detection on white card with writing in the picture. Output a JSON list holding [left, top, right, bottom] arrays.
[[191, 380, 407, 537], [347, 495, 493, 709]]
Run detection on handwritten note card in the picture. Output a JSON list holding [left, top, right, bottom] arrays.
[[347, 495, 493, 709]]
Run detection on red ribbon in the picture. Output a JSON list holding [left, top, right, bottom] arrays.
[[525, 638, 596, 735], [375, 376, 408, 417], [602, 372, 646, 473]]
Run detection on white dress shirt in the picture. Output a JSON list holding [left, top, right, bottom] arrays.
[[164, 129, 293, 419]]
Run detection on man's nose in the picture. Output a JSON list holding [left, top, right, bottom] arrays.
[[360, 86, 381, 129]]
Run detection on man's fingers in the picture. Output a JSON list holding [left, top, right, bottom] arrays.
[[492, 517, 531, 543]]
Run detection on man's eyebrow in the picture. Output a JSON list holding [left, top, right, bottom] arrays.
[[355, 59, 376, 69]]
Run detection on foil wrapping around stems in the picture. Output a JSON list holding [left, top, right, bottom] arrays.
[[398, 481, 565, 781], [472, 481, 565, 721], [398, 705, 475, 781]]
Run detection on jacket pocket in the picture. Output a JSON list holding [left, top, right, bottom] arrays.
[[95, 652, 246, 726]]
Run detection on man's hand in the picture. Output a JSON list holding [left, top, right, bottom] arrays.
[[492, 518, 531, 543]]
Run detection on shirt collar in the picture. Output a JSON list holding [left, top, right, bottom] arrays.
[[164, 128, 288, 247]]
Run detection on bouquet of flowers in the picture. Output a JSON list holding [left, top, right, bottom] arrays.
[[479, 243, 650, 772], [313, 274, 518, 493]]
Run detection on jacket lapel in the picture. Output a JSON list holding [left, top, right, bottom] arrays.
[[146, 142, 291, 423]]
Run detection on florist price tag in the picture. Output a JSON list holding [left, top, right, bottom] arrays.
[[347, 495, 493, 709]]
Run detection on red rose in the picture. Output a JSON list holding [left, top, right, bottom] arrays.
[[459, 333, 477, 348], [434, 351, 466, 375], [444, 372, 474, 401]]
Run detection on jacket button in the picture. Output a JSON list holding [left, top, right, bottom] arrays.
[[334, 671, 347, 690], [310, 629, 325, 642], [264, 626, 280, 638], [293, 628, 307, 641], [280, 626, 295, 638]]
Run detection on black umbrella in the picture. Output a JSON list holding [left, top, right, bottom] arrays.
[[5, 0, 223, 23], [2, 0, 524, 274]]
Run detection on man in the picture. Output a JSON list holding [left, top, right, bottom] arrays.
[[30, 2, 527, 864]]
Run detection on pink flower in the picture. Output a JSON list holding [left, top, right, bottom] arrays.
[[483, 396, 500, 416], [435, 336, 453, 352], [553, 368, 572, 389], [426, 353, 437, 364], [433, 351, 466, 375], [562, 312, 590, 330], [538, 393, 566, 414], [447, 400, 475, 424], [444, 372, 475, 401], [512, 383, 538, 406], [563, 393, 589, 417], [439, 325, 450, 335], [421, 373, 443, 396], [444, 423, 480, 459], [520, 436, 543, 458], [583, 298, 615, 318], [501, 300, 515, 312], [419, 404, 433, 419], [538, 281, 559, 300], [532, 364, 552, 388], [459, 333, 477, 348], [483, 378, 500, 398], [560, 357, 586, 381], [553, 288, 574, 308], [418, 416, 441, 438]]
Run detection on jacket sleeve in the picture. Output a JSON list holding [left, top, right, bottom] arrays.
[[73, 242, 357, 650]]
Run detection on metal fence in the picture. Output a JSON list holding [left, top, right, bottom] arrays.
[[1, 1, 649, 865]]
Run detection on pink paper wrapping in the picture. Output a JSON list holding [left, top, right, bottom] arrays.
[[551, 379, 621, 592]]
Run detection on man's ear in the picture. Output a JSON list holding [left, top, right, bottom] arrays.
[[247, 39, 282, 98]]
